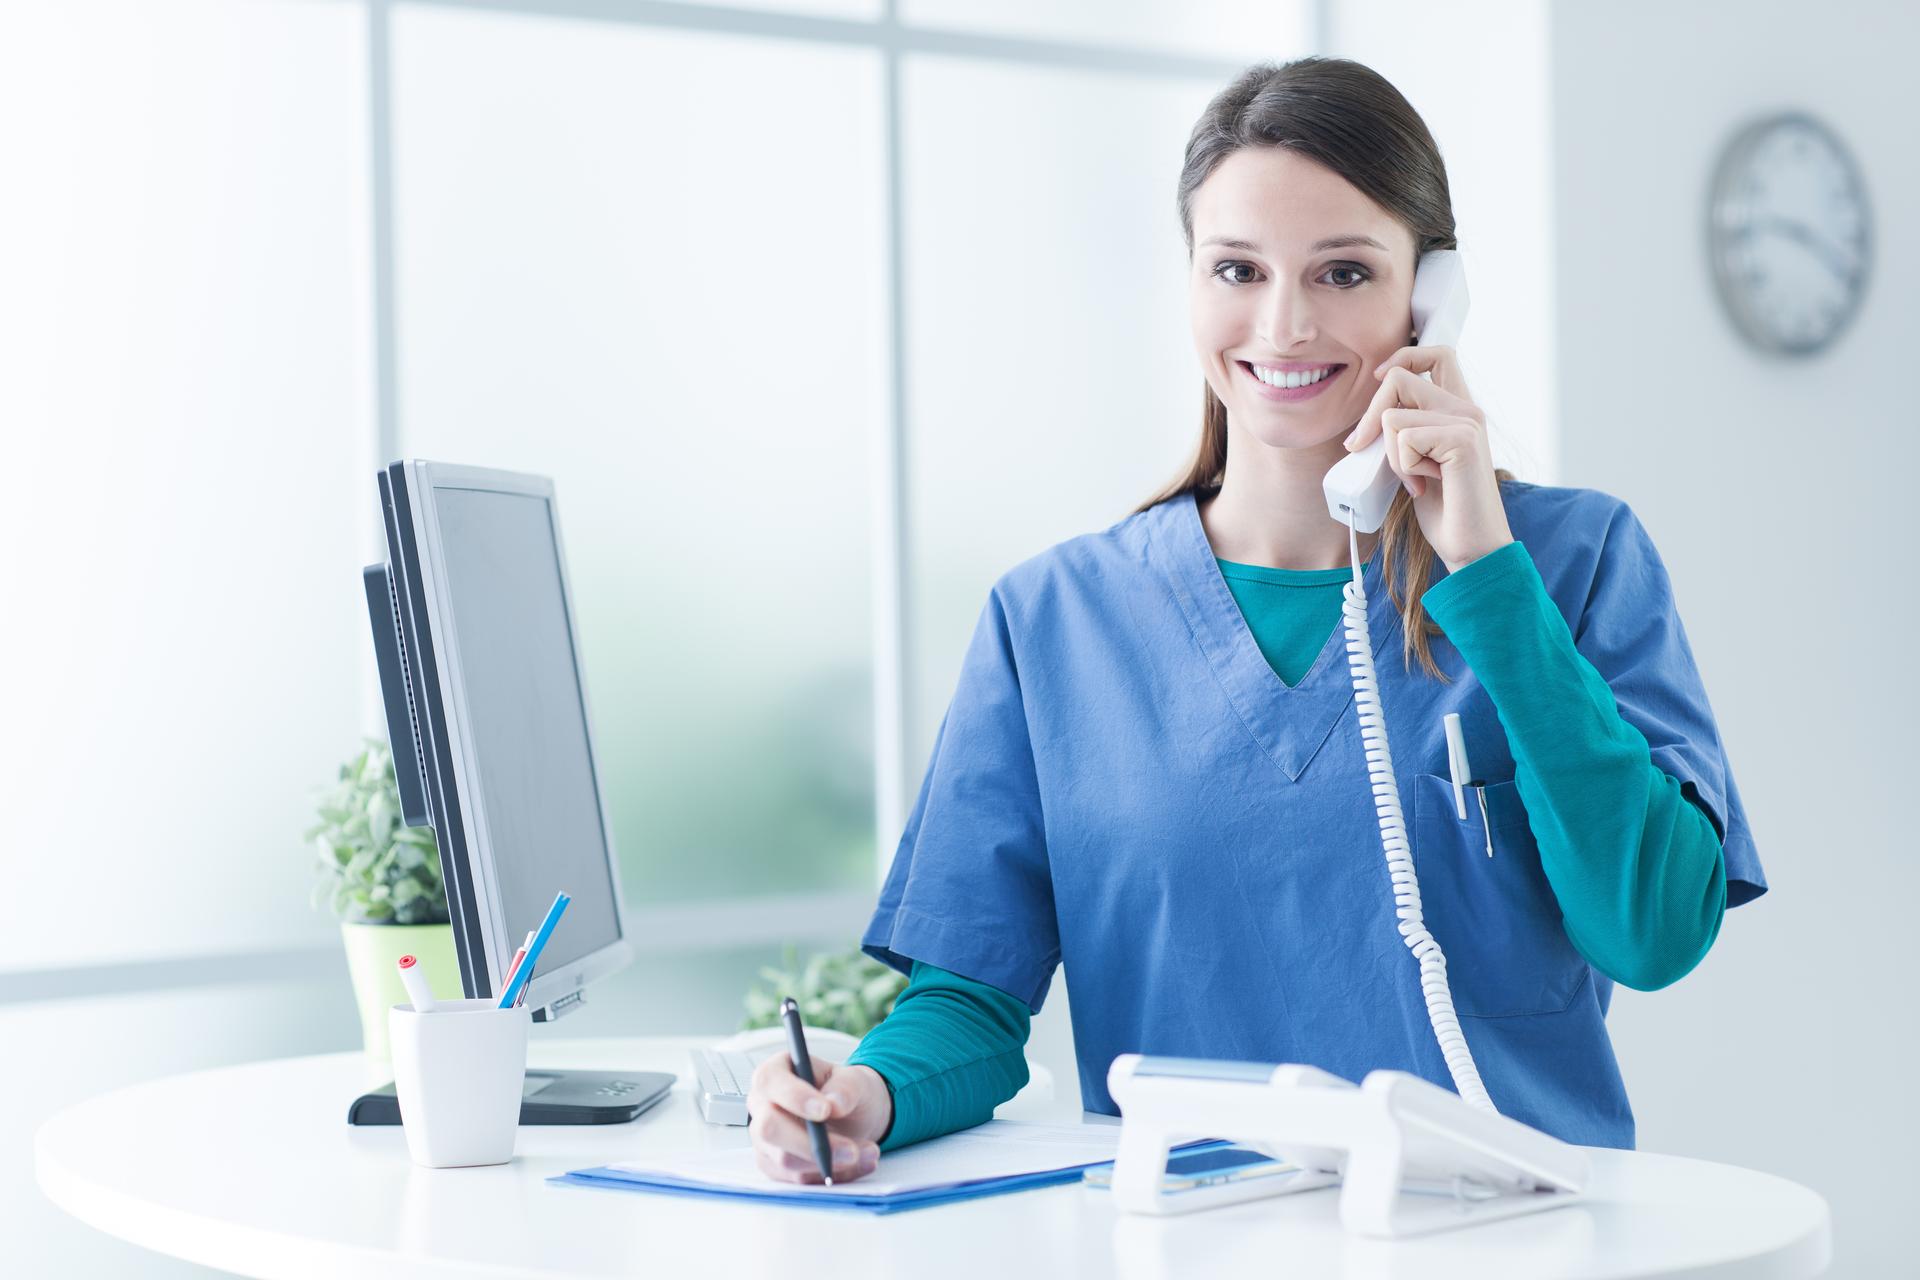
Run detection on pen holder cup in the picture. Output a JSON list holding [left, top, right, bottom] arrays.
[[389, 999, 531, 1168]]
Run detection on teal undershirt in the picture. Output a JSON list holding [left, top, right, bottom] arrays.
[[1213, 558, 1353, 687], [847, 541, 1729, 1151]]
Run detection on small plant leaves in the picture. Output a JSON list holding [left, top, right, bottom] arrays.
[[739, 946, 908, 1037], [309, 737, 450, 927]]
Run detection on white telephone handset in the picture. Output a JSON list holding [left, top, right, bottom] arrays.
[[1322, 249, 1471, 533], [1323, 248, 1497, 1115]]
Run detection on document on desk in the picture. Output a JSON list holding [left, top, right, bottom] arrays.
[[551, 1120, 1128, 1214]]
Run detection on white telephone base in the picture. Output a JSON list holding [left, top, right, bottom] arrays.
[[1106, 1055, 1589, 1238]]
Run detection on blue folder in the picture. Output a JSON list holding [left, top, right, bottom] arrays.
[[549, 1162, 1101, 1214], [550, 1139, 1230, 1215]]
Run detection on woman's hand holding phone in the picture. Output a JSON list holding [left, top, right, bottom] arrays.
[[1342, 343, 1513, 574], [746, 1053, 892, 1184]]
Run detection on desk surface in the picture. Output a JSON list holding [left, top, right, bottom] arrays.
[[36, 1037, 1830, 1280]]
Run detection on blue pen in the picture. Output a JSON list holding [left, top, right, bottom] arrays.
[[498, 890, 570, 1009]]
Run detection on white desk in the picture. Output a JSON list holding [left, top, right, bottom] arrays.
[[36, 1037, 1830, 1279]]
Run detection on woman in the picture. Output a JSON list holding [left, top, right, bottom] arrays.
[[746, 56, 1764, 1185]]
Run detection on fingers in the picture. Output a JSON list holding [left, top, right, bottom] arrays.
[[1342, 366, 1395, 453], [811, 1061, 865, 1119], [1345, 357, 1481, 454], [1382, 414, 1484, 498], [752, 1052, 835, 1123], [1383, 409, 1457, 476], [1374, 343, 1474, 402], [749, 1106, 879, 1184], [745, 1053, 881, 1185], [1381, 408, 1432, 497], [753, 1141, 875, 1184]]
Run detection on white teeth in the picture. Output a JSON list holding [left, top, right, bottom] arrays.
[[1250, 363, 1335, 389]]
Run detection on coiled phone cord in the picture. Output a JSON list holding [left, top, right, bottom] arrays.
[[1341, 517, 1496, 1113]]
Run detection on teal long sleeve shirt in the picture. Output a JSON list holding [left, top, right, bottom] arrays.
[[848, 538, 1728, 1149], [845, 960, 1032, 1151], [1419, 540, 1728, 990]]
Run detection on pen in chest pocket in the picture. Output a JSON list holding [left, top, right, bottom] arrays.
[[1443, 713, 1495, 859]]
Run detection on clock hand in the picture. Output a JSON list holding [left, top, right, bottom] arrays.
[[1746, 214, 1861, 285]]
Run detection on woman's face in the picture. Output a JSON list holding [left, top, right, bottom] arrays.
[[1189, 146, 1418, 452]]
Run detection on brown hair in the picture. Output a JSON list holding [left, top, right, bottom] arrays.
[[1141, 56, 1512, 681]]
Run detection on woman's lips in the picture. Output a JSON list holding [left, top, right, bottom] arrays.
[[1238, 361, 1345, 403]]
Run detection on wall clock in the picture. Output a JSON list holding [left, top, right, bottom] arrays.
[[1707, 111, 1871, 356]]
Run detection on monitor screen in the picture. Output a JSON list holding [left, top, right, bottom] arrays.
[[427, 484, 621, 977]]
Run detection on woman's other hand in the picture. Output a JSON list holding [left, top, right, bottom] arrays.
[[746, 1053, 893, 1184]]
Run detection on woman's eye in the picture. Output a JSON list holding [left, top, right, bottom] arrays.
[[1209, 262, 1371, 288]]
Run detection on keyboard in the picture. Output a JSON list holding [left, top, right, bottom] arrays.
[[690, 1046, 770, 1126], [690, 1027, 864, 1126]]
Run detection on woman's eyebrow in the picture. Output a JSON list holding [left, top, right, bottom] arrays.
[[1200, 234, 1388, 253]]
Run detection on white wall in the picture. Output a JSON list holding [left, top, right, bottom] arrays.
[[1550, 3, 1916, 1274], [0, 0, 373, 972], [1342, 1, 1914, 1274]]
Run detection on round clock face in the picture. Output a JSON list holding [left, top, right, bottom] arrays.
[[1708, 112, 1872, 356]]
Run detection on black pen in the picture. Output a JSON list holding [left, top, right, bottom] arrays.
[[779, 996, 836, 1185]]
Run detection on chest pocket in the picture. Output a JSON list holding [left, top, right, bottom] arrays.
[[1410, 772, 1589, 1018]]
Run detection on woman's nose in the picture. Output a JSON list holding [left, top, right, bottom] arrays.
[[1257, 280, 1318, 347]]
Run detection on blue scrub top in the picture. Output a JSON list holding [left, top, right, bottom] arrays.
[[862, 481, 1765, 1149]]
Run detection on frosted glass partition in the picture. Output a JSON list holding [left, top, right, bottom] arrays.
[[0, 0, 372, 969], [901, 57, 1220, 768], [391, 9, 884, 903], [656, 0, 883, 17], [902, 0, 1311, 61]]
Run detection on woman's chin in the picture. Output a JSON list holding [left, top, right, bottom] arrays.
[[1236, 413, 1353, 454]]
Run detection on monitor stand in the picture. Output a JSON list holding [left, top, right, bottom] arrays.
[[346, 1068, 676, 1126]]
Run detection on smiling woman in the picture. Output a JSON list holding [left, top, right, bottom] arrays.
[[1143, 56, 1512, 680], [746, 54, 1763, 1192]]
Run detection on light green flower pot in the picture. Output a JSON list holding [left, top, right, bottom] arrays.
[[340, 921, 463, 1064]]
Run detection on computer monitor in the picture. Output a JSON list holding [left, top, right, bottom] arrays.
[[359, 459, 670, 1124]]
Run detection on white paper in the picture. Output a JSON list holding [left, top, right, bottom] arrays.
[[604, 1120, 1123, 1197]]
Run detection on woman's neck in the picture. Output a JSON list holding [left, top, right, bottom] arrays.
[[1197, 428, 1379, 571]]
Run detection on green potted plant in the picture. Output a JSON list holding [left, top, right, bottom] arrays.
[[741, 945, 908, 1036], [311, 737, 461, 1062]]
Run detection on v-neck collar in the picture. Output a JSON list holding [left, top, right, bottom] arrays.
[[1144, 490, 1404, 783]]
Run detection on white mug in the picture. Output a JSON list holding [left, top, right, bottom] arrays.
[[389, 999, 530, 1168]]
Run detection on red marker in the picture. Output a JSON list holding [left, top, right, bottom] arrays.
[[396, 953, 437, 1013], [500, 930, 536, 993]]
